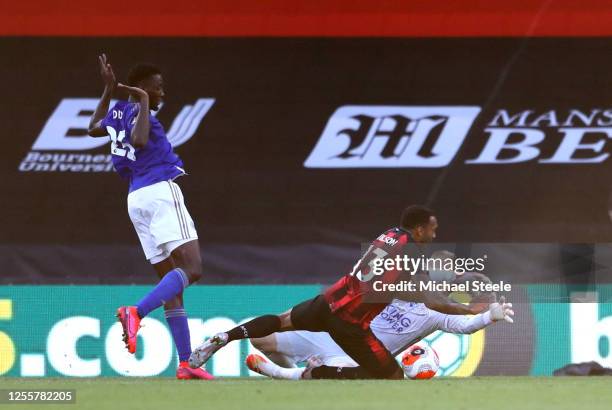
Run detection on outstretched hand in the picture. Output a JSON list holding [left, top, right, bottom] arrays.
[[489, 295, 515, 323], [98, 53, 116, 90]]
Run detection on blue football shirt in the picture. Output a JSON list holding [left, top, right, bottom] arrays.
[[101, 101, 185, 192]]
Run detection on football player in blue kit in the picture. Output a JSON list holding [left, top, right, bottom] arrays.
[[88, 54, 212, 380]]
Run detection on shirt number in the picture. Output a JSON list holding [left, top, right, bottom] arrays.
[[106, 126, 136, 161], [351, 246, 389, 282]]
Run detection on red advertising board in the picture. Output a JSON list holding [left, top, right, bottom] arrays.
[[2, 0, 612, 37]]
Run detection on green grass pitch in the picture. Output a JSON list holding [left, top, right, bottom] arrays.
[[1, 377, 610, 410]]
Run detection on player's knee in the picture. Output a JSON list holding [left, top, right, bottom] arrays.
[[250, 337, 266, 351], [251, 335, 276, 353], [171, 241, 203, 283], [172, 265, 201, 284], [185, 263, 202, 283], [278, 310, 293, 330], [175, 257, 202, 283]]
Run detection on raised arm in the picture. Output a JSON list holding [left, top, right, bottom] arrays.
[[88, 54, 116, 137], [116, 83, 150, 148]]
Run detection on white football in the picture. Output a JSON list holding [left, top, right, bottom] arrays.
[[400, 343, 440, 379]]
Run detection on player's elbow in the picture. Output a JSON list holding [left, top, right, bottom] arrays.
[[87, 126, 106, 138]]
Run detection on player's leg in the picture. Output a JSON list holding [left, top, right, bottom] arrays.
[[305, 318, 404, 380], [246, 352, 307, 380], [224, 306, 297, 344], [247, 333, 302, 379], [131, 241, 196, 320], [189, 295, 327, 368], [244, 298, 397, 380], [118, 181, 201, 355], [293, 297, 402, 379], [247, 330, 357, 379], [150, 258, 212, 380], [250, 334, 296, 368], [168, 239, 202, 284], [116, 195, 161, 353], [230, 308, 292, 341], [189, 309, 291, 368], [144, 182, 209, 379], [132, 181, 202, 319], [252, 330, 355, 368], [153, 258, 188, 363]]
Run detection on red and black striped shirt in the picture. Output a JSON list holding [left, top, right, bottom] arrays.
[[323, 227, 416, 329]]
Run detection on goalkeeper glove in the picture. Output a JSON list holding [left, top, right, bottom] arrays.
[[489, 296, 514, 323]]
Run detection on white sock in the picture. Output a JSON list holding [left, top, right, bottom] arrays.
[[274, 367, 303, 380], [259, 359, 303, 380]]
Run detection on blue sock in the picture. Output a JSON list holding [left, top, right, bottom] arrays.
[[136, 268, 189, 318], [165, 307, 192, 362]]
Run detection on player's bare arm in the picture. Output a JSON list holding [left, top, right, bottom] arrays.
[[410, 278, 486, 315], [423, 289, 486, 315], [88, 53, 116, 137], [397, 272, 486, 315], [116, 83, 150, 148]]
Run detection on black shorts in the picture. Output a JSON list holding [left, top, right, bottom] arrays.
[[290, 295, 401, 379]]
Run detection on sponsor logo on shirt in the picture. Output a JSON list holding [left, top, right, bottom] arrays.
[[377, 303, 413, 333]]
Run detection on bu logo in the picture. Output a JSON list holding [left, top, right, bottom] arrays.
[[305, 106, 481, 168], [20, 98, 215, 173], [31, 98, 215, 151]]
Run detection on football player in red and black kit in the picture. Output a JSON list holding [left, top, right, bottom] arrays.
[[189, 205, 488, 379]]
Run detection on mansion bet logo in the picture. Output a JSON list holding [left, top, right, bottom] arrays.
[[305, 106, 481, 168], [305, 106, 612, 168]]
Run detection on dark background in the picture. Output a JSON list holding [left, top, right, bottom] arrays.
[[1, 38, 611, 283]]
